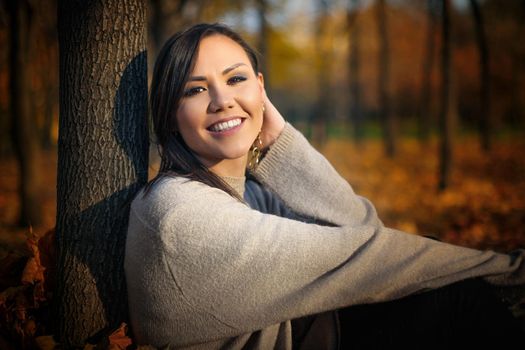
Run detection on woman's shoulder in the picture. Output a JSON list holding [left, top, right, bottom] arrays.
[[130, 175, 229, 223]]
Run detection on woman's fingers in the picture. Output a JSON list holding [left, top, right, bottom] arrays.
[[260, 91, 285, 148]]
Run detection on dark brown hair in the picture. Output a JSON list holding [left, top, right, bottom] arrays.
[[146, 23, 260, 198]]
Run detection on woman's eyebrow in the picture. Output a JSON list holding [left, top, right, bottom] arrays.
[[188, 62, 246, 81], [188, 75, 206, 82], [188, 63, 247, 82], [222, 62, 246, 75]]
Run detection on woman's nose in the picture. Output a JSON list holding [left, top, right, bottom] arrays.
[[208, 87, 234, 113]]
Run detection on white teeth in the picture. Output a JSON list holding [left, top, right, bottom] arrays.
[[210, 118, 242, 132]]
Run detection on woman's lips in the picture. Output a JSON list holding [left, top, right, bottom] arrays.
[[207, 117, 245, 136]]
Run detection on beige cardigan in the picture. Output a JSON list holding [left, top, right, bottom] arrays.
[[125, 123, 525, 349]]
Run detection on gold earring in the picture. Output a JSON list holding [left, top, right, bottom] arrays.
[[247, 132, 263, 172], [262, 103, 266, 113]]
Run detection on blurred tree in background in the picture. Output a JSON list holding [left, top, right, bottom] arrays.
[[376, 0, 395, 157], [418, 0, 437, 143], [470, 0, 490, 152], [347, 0, 364, 144], [6, 0, 42, 227], [438, 0, 453, 191]]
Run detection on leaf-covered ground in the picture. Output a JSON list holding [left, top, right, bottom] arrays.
[[322, 136, 525, 252], [0, 135, 524, 348]]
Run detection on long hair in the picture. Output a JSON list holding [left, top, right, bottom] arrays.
[[146, 23, 260, 199]]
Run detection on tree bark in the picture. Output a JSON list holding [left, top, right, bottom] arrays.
[[55, 0, 149, 347], [469, 0, 491, 152], [438, 0, 452, 191], [8, 0, 42, 227], [376, 0, 395, 157], [348, 0, 363, 143]]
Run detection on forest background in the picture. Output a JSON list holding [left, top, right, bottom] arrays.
[[0, 0, 524, 348]]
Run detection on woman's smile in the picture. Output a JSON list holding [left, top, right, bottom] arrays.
[[207, 117, 245, 135]]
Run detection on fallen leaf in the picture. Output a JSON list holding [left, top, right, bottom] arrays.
[[21, 257, 45, 285], [35, 335, 58, 350], [108, 323, 133, 350], [24, 318, 37, 336], [15, 292, 30, 321], [21, 227, 47, 286]]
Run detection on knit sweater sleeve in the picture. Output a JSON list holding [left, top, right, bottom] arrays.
[[253, 123, 383, 227], [251, 123, 525, 287]]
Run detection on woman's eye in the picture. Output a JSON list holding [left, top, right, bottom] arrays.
[[227, 75, 247, 85], [183, 86, 206, 97]]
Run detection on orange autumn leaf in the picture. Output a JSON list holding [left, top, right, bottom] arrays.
[[108, 322, 133, 350], [21, 227, 46, 285], [35, 335, 59, 350], [24, 318, 37, 336], [15, 291, 31, 321], [21, 257, 45, 285], [20, 228, 55, 297]]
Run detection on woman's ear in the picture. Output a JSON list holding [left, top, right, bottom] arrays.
[[257, 72, 265, 95]]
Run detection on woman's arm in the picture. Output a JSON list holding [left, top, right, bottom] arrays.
[[254, 122, 383, 228], [254, 94, 381, 228]]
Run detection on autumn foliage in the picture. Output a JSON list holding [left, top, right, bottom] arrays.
[[0, 228, 135, 349], [0, 228, 53, 349], [322, 133, 525, 251]]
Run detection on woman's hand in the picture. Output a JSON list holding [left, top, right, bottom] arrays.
[[260, 90, 286, 149]]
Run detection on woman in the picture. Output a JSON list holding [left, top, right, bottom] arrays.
[[125, 23, 524, 349]]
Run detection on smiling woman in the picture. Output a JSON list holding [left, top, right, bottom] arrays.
[[175, 35, 265, 176], [124, 23, 525, 349]]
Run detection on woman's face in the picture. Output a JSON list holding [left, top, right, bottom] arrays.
[[176, 34, 264, 176]]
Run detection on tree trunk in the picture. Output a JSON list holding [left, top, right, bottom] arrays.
[[348, 0, 363, 143], [40, 0, 59, 150], [418, 0, 437, 143], [55, 0, 149, 347], [41, 76, 57, 150], [149, 0, 168, 58], [312, 0, 332, 148], [376, 0, 395, 157], [469, 0, 491, 152], [8, 0, 42, 227], [438, 0, 452, 191], [510, 3, 525, 128]]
